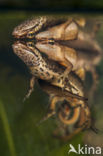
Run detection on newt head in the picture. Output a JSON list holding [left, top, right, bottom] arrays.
[[12, 17, 47, 38], [12, 41, 39, 67]]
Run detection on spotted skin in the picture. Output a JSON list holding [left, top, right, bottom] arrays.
[[13, 41, 84, 98]]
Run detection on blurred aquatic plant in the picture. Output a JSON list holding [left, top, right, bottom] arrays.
[[0, 100, 16, 156]]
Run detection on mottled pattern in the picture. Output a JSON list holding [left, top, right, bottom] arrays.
[[12, 41, 84, 97], [12, 16, 68, 38], [12, 16, 47, 37]]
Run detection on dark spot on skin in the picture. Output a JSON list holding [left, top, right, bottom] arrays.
[[34, 72, 38, 75], [58, 79, 60, 83], [65, 78, 68, 83], [60, 75, 63, 79], [40, 72, 44, 76], [45, 65, 48, 68], [37, 58, 40, 61], [46, 72, 50, 76], [51, 76, 54, 81], [35, 69, 38, 72], [40, 68, 44, 72]]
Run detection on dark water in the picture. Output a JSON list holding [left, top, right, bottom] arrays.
[[0, 12, 103, 156]]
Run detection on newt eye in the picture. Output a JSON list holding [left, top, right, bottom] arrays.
[[27, 42, 34, 47], [48, 38, 55, 45], [27, 33, 34, 38]]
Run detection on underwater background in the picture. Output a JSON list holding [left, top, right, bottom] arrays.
[[0, 1, 103, 155]]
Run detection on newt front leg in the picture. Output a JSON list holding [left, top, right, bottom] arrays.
[[23, 76, 36, 101]]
